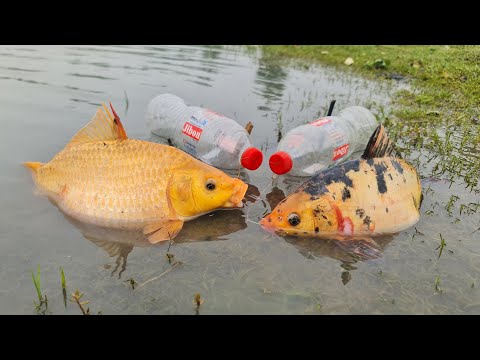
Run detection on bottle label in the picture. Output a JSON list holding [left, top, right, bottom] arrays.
[[309, 118, 332, 127], [180, 109, 235, 159], [182, 122, 203, 141], [182, 138, 198, 156], [214, 129, 236, 153], [332, 144, 349, 160]]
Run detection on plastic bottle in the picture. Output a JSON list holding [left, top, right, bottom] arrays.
[[146, 94, 263, 170], [269, 106, 378, 176]]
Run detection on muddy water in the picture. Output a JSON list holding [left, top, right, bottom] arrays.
[[1, 45, 478, 314]]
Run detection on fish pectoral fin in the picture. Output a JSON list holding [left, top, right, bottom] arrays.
[[336, 238, 381, 261], [67, 102, 127, 147], [143, 220, 184, 244]]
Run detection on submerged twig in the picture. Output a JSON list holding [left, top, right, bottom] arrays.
[[245, 122, 254, 135], [136, 261, 182, 289]]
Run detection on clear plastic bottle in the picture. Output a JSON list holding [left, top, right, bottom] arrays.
[[269, 106, 378, 176], [146, 94, 263, 170]]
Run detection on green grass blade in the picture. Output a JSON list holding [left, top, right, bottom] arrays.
[[36, 264, 41, 292], [31, 271, 42, 302], [60, 267, 66, 289]]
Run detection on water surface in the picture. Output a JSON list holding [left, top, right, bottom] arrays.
[[1, 45, 478, 314]]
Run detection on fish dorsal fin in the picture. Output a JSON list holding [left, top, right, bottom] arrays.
[[67, 102, 127, 147], [361, 124, 398, 159]]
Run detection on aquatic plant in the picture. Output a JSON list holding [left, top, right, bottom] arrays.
[[70, 290, 91, 315], [60, 266, 67, 308], [31, 265, 48, 314], [194, 293, 204, 315]]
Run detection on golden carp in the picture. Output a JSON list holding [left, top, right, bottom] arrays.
[[260, 125, 422, 238], [24, 103, 248, 243]]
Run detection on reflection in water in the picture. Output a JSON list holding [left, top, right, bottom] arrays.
[[243, 184, 261, 205], [266, 186, 286, 209], [271, 175, 308, 198], [254, 59, 288, 104], [62, 208, 248, 278], [263, 175, 311, 211], [201, 46, 222, 60], [283, 235, 394, 285]]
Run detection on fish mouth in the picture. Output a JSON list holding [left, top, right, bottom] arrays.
[[259, 216, 276, 232], [222, 181, 248, 208]]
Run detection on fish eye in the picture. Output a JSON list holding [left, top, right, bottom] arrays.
[[288, 213, 300, 226], [206, 179, 216, 191]]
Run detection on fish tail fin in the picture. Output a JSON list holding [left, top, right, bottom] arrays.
[[362, 124, 398, 159], [23, 161, 44, 174]]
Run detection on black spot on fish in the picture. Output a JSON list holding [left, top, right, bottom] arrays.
[[342, 186, 351, 201], [388, 173, 393, 181], [303, 232, 308, 234], [366, 158, 374, 167], [327, 221, 332, 226], [277, 209, 281, 212], [113, 118, 118, 125], [364, 170, 368, 174], [303, 182, 330, 196], [374, 162, 388, 194], [355, 208, 365, 218], [321, 215, 328, 220], [341, 161, 361, 174], [103, 142, 107, 146], [304, 160, 360, 195], [315, 227, 319, 233], [391, 160, 404, 174], [386, 207, 389, 213], [368, 184, 370, 188], [268, 218, 272, 223], [310, 196, 318, 201], [121, 210, 124, 213], [332, 195, 336, 200], [363, 216, 372, 227]]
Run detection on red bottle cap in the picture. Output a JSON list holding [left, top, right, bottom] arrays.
[[269, 151, 293, 175], [240, 147, 263, 170]]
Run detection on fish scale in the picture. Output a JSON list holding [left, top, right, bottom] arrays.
[[36, 139, 183, 227]]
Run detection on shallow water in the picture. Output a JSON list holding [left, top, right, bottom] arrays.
[[1, 45, 479, 314]]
